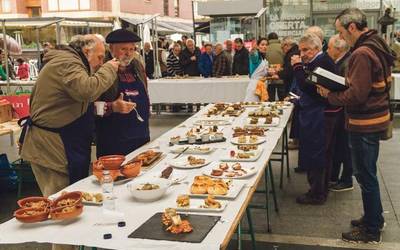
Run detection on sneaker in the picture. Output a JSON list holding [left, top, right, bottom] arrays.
[[330, 182, 354, 192], [342, 227, 381, 244], [351, 217, 386, 232], [294, 166, 306, 173], [328, 181, 337, 189], [296, 193, 325, 205]]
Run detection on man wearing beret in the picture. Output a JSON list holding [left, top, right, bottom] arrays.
[[96, 29, 150, 157]]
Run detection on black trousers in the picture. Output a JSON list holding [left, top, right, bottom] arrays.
[[307, 112, 340, 200], [268, 82, 287, 101]]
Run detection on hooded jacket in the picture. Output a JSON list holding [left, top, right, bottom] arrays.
[[328, 30, 397, 133]]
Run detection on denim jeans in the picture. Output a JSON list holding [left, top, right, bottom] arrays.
[[349, 131, 384, 234]]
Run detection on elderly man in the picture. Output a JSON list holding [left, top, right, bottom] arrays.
[[20, 35, 118, 197], [224, 40, 234, 75], [96, 29, 150, 157], [317, 8, 396, 243], [167, 43, 184, 76], [306, 26, 328, 51], [232, 38, 249, 75], [212, 43, 229, 77], [143, 42, 154, 79], [180, 38, 201, 76], [326, 34, 353, 192], [291, 33, 336, 205]]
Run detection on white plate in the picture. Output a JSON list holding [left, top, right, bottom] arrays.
[[193, 119, 232, 126], [170, 145, 216, 155], [175, 198, 227, 213], [202, 163, 257, 179], [154, 170, 187, 183], [244, 117, 280, 128], [230, 136, 266, 145], [168, 156, 212, 169], [220, 148, 264, 162], [188, 180, 245, 200]]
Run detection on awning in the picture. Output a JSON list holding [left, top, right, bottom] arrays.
[[0, 17, 113, 28], [121, 17, 193, 34]]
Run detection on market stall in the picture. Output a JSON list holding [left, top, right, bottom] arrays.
[[0, 102, 293, 250]]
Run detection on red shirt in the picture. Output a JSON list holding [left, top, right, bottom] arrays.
[[17, 63, 29, 80]]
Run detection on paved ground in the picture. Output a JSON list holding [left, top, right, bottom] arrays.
[[0, 114, 399, 250]]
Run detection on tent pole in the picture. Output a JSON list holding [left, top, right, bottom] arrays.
[[36, 27, 41, 70], [2, 20, 10, 93]]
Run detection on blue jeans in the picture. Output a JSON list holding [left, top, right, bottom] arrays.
[[349, 131, 384, 234]]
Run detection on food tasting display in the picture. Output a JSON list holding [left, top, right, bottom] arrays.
[[219, 148, 263, 162], [189, 176, 245, 199], [204, 162, 257, 179], [170, 125, 226, 145], [230, 135, 266, 145], [168, 155, 211, 169], [132, 150, 163, 167], [175, 194, 226, 212], [232, 127, 265, 137], [206, 103, 244, 117], [170, 145, 215, 155]]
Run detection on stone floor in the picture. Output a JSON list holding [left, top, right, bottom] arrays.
[[0, 114, 399, 250]]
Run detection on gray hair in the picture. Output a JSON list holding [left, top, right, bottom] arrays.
[[305, 26, 324, 42], [336, 8, 367, 31], [69, 34, 102, 52], [329, 34, 349, 51], [215, 43, 223, 49], [281, 36, 297, 47], [186, 38, 195, 46], [299, 33, 322, 50]]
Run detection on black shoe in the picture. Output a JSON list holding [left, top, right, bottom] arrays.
[[294, 167, 306, 173], [342, 227, 381, 244], [351, 216, 386, 232], [296, 193, 325, 205], [330, 182, 354, 192], [328, 181, 337, 189]]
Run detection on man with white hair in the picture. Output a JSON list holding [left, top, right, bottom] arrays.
[[180, 38, 201, 76], [306, 26, 328, 52], [291, 32, 337, 205], [326, 34, 353, 192], [212, 43, 229, 77]]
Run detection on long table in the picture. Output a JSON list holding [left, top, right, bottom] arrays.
[[148, 77, 250, 103], [0, 103, 293, 250]]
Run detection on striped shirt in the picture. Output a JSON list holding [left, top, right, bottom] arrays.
[[167, 53, 184, 76]]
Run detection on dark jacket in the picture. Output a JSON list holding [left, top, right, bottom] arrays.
[[213, 52, 229, 77], [232, 47, 249, 75], [328, 30, 396, 133], [180, 47, 201, 76], [198, 52, 214, 77], [266, 39, 284, 65], [278, 44, 299, 91], [335, 51, 351, 77], [143, 50, 154, 79]]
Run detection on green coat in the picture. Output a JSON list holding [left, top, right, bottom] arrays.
[[266, 39, 284, 65], [21, 46, 117, 173]]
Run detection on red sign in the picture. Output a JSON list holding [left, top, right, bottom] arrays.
[[0, 94, 30, 118]]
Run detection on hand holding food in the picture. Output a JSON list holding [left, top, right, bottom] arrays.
[[112, 93, 136, 114]]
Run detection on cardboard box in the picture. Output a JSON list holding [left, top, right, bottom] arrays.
[[0, 100, 13, 123]]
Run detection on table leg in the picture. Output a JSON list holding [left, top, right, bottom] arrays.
[[269, 161, 279, 213], [284, 126, 290, 179], [246, 208, 257, 250], [237, 222, 242, 250], [279, 134, 284, 189]]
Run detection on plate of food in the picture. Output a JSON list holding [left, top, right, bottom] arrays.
[[203, 162, 257, 179], [230, 135, 266, 145], [188, 176, 245, 199], [156, 166, 188, 183], [169, 145, 215, 155], [240, 101, 264, 107], [175, 194, 227, 213], [132, 150, 163, 167], [245, 117, 280, 127], [220, 148, 263, 162], [168, 156, 211, 169], [193, 119, 231, 126], [248, 108, 280, 118], [232, 127, 265, 137], [81, 192, 103, 206]]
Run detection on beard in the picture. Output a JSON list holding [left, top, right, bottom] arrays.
[[118, 56, 133, 67]]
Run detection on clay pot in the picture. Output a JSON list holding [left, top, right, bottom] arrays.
[[50, 204, 83, 220], [98, 155, 125, 170], [17, 197, 51, 209], [121, 161, 142, 178], [51, 191, 82, 209], [14, 207, 49, 223]]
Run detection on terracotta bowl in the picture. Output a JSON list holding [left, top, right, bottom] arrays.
[[121, 161, 142, 178], [92, 160, 104, 171], [17, 197, 52, 209], [14, 207, 50, 223], [50, 204, 83, 220], [93, 169, 121, 182], [99, 155, 125, 170], [51, 191, 82, 209]]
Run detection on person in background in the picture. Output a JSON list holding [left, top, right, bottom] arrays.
[[291, 33, 337, 205], [0, 60, 7, 80], [167, 43, 184, 76], [232, 38, 249, 75], [224, 40, 234, 75], [245, 37, 270, 102], [198, 43, 214, 78], [266, 32, 285, 101], [143, 42, 154, 79], [181, 35, 188, 50], [200, 41, 206, 53], [96, 29, 150, 157], [391, 31, 400, 72], [212, 43, 229, 77], [0, 49, 15, 80], [39, 42, 53, 70], [157, 40, 168, 77], [326, 34, 353, 192], [306, 26, 328, 52], [180, 38, 201, 76], [317, 8, 396, 243], [16, 58, 30, 80], [277, 36, 300, 150]]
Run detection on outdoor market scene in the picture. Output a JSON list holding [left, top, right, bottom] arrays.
[[0, 0, 400, 250]]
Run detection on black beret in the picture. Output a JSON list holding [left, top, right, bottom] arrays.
[[105, 29, 141, 43]]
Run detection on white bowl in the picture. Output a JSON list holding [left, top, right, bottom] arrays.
[[126, 177, 171, 202]]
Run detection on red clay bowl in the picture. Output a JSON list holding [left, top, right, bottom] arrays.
[[14, 207, 50, 223], [17, 196, 52, 209], [50, 203, 83, 220], [99, 155, 125, 170], [121, 161, 142, 178], [51, 191, 82, 209]]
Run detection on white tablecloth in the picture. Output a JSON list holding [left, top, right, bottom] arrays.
[[148, 77, 250, 103], [0, 103, 293, 250], [391, 73, 400, 100]]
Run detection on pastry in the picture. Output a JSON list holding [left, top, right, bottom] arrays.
[[161, 166, 173, 179], [219, 162, 229, 170], [207, 183, 228, 195], [204, 195, 221, 208], [249, 135, 258, 144], [176, 195, 190, 207], [187, 156, 206, 166], [238, 135, 246, 144], [211, 169, 223, 176], [265, 116, 273, 124], [190, 183, 208, 194], [250, 117, 258, 124], [232, 163, 242, 170]]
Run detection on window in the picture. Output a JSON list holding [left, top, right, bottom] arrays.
[[164, 0, 169, 16], [48, 0, 90, 11], [174, 0, 179, 17], [2, 0, 11, 13]]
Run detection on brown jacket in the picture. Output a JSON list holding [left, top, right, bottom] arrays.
[[21, 46, 117, 173], [212, 52, 229, 77], [328, 30, 396, 133]]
